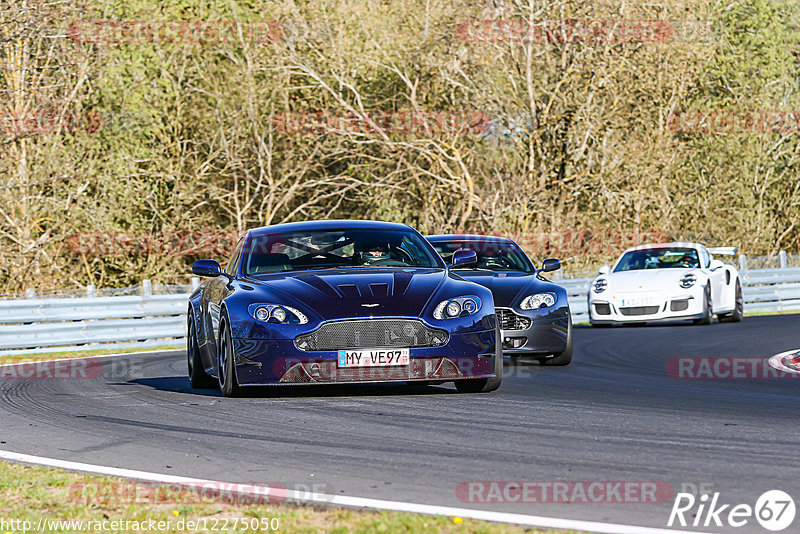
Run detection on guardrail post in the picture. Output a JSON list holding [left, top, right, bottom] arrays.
[[142, 279, 152, 297], [85, 285, 95, 297], [779, 250, 787, 269], [739, 254, 747, 272], [191, 276, 200, 290]]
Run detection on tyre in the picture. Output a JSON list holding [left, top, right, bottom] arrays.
[[455, 323, 503, 393], [693, 284, 713, 325], [188, 318, 216, 389], [719, 280, 743, 323], [541, 319, 573, 366], [217, 316, 241, 397]]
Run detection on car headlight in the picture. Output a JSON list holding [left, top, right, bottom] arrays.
[[250, 304, 308, 324], [592, 278, 607, 293], [433, 296, 482, 319], [520, 292, 556, 309], [679, 273, 697, 289]]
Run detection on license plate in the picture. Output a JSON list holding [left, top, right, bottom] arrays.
[[337, 348, 410, 368], [621, 297, 655, 307]]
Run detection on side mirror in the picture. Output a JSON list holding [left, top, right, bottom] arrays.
[[709, 259, 725, 271], [540, 258, 561, 272], [450, 249, 477, 268], [192, 259, 223, 277], [598, 264, 610, 275]]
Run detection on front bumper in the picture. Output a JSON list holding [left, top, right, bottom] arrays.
[[497, 305, 570, 356], [231, 330, 497, 385], [589, 289, 705, 324]]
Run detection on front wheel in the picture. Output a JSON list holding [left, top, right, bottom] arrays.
[[217, 317, 241, 397], [719, 280, 743, 323], [541, 319, 573, 366], [693, 285, 713, 325], [188, 319, 216, 389], [455, 323, 503, 393]]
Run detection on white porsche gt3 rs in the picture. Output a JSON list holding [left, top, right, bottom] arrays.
[[588, 242, 744, 326]]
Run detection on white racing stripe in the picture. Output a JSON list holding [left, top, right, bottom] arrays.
[[0, 449, 714, 534], [768, 349, 800, 375]]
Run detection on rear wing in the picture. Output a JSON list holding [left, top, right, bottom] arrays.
[[708, 247, 738, 256]]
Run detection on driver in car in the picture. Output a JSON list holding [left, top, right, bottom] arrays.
[[677, 252, 698, 268], [358, 241, 393, 265]]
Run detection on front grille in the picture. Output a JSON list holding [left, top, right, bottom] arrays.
[[280, 358, 466, 382], [619, 306, 660, 316], [294, 319, 448, 351], [670, 299, 689, 312], [496, 308, 532, 331]]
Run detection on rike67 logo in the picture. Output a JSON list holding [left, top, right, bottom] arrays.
[[668, 490, 795, 531]]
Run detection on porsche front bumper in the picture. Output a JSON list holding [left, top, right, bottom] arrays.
[[589, 288, 706, 324]]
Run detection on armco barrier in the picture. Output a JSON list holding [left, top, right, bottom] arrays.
[[1, 267, 799, 355], [0, 282, 190, 355]]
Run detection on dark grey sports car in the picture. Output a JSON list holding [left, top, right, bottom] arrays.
[[427, 235, 572, 366]]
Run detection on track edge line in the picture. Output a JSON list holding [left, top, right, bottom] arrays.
[[0, 449, 715, 534]]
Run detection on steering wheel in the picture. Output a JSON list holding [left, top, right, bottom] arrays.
[[484, 257, 513, 269], [391, 246, 415, 264]]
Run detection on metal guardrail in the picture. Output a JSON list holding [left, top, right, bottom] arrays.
[[1, 267, 799, 355], [0, 281, 192, 356]]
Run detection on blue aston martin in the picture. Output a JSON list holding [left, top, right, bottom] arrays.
[[187, 221, 502, 396]]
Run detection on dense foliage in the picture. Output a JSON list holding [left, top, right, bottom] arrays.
[[2, 0, 799, 292]]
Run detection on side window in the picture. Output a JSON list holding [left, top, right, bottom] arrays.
[[225, 238, 244, 274], [432, 244, 455, 264]]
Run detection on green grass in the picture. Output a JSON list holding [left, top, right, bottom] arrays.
[[0, 463, 580, 533], [743, 309, 800, 317]]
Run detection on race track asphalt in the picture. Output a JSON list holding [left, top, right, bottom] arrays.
[[1, 314, 798, 532]]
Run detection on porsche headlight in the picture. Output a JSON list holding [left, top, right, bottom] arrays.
[[679, 273, 697, 289], [520, 292, 556, 310], [592, 278, 607, 293], [250, 304, 308, 324], [433, 296, 482, 319]]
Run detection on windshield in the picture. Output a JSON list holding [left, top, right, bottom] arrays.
[[613, 247, 700, 272], [243, 228, 443, 275], [430, 240, 534, 273]]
